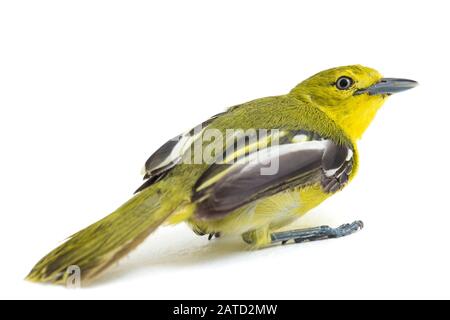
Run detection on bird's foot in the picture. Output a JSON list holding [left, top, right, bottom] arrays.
[[271, 220, 364, 245]]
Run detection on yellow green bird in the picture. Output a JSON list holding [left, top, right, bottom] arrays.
[[27, 65, 417, 285]]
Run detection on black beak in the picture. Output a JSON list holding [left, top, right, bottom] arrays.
[[355, 78, 418, 96]]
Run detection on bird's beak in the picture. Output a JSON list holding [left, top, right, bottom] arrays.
[[355, 78, 418, 96]]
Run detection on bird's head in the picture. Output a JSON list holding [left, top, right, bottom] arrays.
[[289, 65, 417, 140]]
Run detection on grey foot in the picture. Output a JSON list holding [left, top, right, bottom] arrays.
[[271, 220, 364, 244]]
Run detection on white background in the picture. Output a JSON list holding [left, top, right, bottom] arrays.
[[1, 0, 449, 299]]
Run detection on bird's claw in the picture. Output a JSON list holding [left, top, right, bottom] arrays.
[[208, 232, 221, 240], [335, 220, 364, 238]]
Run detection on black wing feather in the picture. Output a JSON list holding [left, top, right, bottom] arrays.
[[193, 134, 353, 220]]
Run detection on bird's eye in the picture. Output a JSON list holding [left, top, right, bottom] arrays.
[[336, 76, 354, 90]]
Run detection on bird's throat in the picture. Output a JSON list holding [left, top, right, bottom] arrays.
[[321, 96, 386, 141]]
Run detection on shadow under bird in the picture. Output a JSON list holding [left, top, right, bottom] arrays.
[[27, 65, 417, 285]]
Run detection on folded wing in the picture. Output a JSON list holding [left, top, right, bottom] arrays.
[[192, 130, 353, 219]]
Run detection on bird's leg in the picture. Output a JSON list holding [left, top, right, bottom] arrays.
[[270, 220, 364, 245]]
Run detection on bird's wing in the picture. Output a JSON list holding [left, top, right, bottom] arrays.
[[192, 130, 354, 219], [135, 112, 225, 193]]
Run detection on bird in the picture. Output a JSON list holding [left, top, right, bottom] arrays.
[[26, 65, 417, 285]]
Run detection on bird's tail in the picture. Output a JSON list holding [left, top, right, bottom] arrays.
[[26, 177, 192, 285]]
